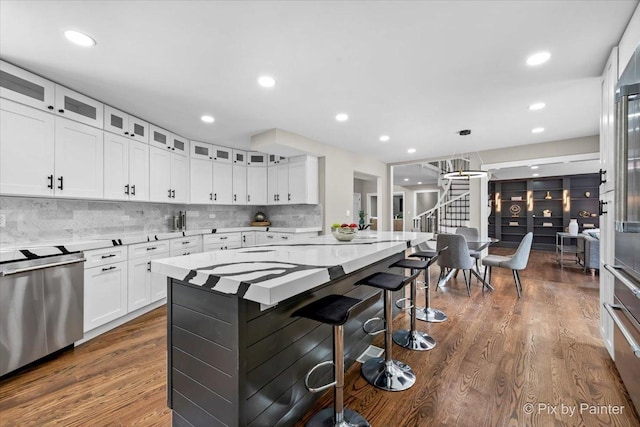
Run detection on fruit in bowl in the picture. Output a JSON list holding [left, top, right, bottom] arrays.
[[331, 223, 358, 241]]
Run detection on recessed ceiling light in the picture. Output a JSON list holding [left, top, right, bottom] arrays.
[[529, 102, 546, 111], [532, 173, 540, 177], [403, 178, 409, 182], [531, 127, 545, 134], [201, 115, 215, 123], [417, 181, 422, 185], [335, 113, 349, 122], [531, 165, 539, 170], [407, 148, 416, 154], [64, 30, 96, 47], [257, 75, 276, 88], [526, 51, 551, 66], [379, 135, 390, 142]]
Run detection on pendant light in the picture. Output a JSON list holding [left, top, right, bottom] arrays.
[[441, 130, 488, 180]]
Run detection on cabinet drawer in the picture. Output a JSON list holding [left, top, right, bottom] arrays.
[[202, 233, 241, 245], [84, 246, 127, 269], [128, 240, 171, 260], [169, 236, 202, 254]]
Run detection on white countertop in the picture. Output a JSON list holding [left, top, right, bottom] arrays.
[[151, 231, 431, 306], [0, 226, 322, 263]]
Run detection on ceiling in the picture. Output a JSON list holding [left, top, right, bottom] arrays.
[[1, 1, 637, 163], [488, 159, 601, 181]]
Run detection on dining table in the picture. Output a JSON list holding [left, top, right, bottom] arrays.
[[418, 236, 499, 291]]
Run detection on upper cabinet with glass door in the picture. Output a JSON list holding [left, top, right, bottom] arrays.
[[171, 134, 189, 157], [211, 145, 232, 163], [247, 152, 267, 167], [268, 154, 287, 166], [104, 105, 149, 143], [0, 61, 103, 129], [233, 150, 246, 165], [0, 60, 55, 111]]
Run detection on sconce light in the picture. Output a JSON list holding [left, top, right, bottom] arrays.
[[495, 192, 501, 212], [527, 190, 533, 211], [563, 189, 570, 212]]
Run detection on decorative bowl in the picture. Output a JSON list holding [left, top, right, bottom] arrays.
[[331, 227, 357, 241]]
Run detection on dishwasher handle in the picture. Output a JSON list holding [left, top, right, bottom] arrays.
[[604, 303, 640, 358], [605, 264, 640, 299], [0, 258, 86, 276]]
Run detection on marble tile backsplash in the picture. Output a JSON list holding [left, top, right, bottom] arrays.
[[0, 197, 322, 245]]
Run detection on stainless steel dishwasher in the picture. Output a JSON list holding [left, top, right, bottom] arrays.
[[0, 252, 85, 376]]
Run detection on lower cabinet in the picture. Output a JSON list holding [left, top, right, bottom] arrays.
[[203, 233, 241, 251], [242, 231, 256, 247], [84, 261, 128, 332], [128, 241, 171, 312]]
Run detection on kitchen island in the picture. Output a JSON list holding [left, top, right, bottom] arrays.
[[152, 231, 430, 427]]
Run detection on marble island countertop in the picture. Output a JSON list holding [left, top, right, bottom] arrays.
[[0, 226, 322, 263], [151, 231, 432, 306]]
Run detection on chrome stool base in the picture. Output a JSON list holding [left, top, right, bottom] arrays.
[[415, 307, 448, 323], [361, 358, 416, 391], [307, 408, 371, 427], [392, 329, 436, 351]]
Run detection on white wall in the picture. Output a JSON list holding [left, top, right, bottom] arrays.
[[251, 129, 389, 233]]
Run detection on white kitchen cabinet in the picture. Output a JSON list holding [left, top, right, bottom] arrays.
[[247, 151, 267, 167], [172, 134, 189, 157], [600, 191, 615, 358], [268, 154, 287, 166], [255, 232, 278, 245], [288, 155, 318, 204], [104, 133, 149, 201], [241, 231, 256, 247], [233, 165, 247, 205], [104, 105, 149, 143], [128, 241, 170, 309], [0, 100, 103, 199], [0, 99, 55, 196], [83, 245, 127, 269], [233, 149, 246, 165], [0, 60, 55, 111], [169, 235, 202, 257], [203, 233, 241, 251], [149, 146, 189, 203], [149, 124, 172, 151], [84, 261, 128, 332], [267, 162, 289, 205], [247, 166, 267, 205], [54, 116, 104, 199], [190, 141, 214, 204], [54, 84, 103, 129], [213, 162, 233, 204], [212, 145, 232, 163], [600, 47, 618, 194]]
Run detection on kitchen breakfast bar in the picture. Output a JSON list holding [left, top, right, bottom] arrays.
[[151, 231, 430, 427]]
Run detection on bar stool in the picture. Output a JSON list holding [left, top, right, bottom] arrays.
[[388, 258, 436, 351], [409, 247, 448, 323], [357, 270, 420, 391], [292, 294, 371, 427]]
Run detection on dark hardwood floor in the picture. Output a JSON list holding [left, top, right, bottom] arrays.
[[1, 249, 639, 426]]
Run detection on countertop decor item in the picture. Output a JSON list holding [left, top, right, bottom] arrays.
[[544, 191, 553, 200], [331, 223, 358, 241], [568, 219, 579, 236], [251, 212, 271, 226], [509, 204, 521, 217]]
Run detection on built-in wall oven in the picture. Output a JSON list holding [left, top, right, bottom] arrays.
[[604, 43, 640, 415]]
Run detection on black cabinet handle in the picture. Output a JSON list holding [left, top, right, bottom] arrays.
[[248, 194, 251, 202], [273, 194, 277, 202], [288, 193, 291, 201], [58, 109, 64, 114], [47, 174, 53, 189], [267, 235, 274, 239], [276, 194, 280, 202], [124, 131, 129, 136], [220, 236, 228, 240], [599, 169, 607, 185], [182, 241, 190, 245], [147, 261, 151, 272], [234, 194, 237, 202], [599, 200, 608, 216], [146, 246, 157, 251], [125, 184, 130, 195], [243, 235, 246, 243], [101, 254, 116, 259], [47, 105, 54, 110], [101, 266, 116, 272], [214, 193, 217, 201], [172, 147, 175, 151], [172, 189, 176, 198], [57, 176, 63, 190], [131, 185, 136, 195], [168, 189, 172, 198]]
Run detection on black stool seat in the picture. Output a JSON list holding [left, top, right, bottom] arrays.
[[409, 250, 436, 259], [357, 271, 407, 292], [292, 294, 363, 326], [390, 258, 428, 270]]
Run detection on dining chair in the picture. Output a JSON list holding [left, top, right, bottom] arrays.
[[436, 233, 477, 296], [481, 232, 533, 298], [455, 227, 481, 273]]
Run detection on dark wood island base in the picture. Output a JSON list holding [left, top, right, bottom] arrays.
[[167, 252, 404, 427]]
